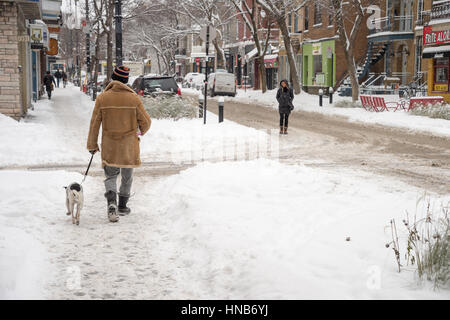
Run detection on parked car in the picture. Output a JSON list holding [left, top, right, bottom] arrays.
[[207, 72, 236, 97], [183, 72, 201, 88], [191, 73, 205, 91], [132, 75, 181, 97]]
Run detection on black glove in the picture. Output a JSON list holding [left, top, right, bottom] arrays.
[[89, 149, 98, 155]]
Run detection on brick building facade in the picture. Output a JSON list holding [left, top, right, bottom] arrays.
[[0, 1, 29, 119]]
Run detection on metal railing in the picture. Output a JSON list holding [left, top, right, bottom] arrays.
[[431, 0, 450, 20], [369, 15, 414, 34]]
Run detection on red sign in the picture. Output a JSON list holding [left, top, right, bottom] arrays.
[[424, 26, 450, 45], [195, 57, 201, 64]]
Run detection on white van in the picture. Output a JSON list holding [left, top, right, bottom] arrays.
[[207, 72, 236, 97]]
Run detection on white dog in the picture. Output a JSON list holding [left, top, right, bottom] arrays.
[[65, 183, 84, 225]]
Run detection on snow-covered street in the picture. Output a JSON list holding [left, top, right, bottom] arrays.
[[0, 86, 449, 299]]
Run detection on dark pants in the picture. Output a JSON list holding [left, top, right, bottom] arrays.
[[56, 78, 60, 87], [280, 113, 290, 127], [46, 86, 52, 99]]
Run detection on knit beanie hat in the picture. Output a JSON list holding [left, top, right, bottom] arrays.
[[112, 65, 130, 83]]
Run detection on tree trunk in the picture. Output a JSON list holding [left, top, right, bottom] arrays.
[[258, 56, 267, 93], [213, 39, 225, 69], [345, 50, 359, 102], [278, 17, 301, 94], [106, 31, 113, 80], [157, 53, 162, 74], [92, 30, 100, 101]]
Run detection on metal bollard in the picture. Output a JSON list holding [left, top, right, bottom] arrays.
[[319, 89, 323, 107], [198, 93, 204, 118], [329, 87, 334, 105], [218, 97, 224, 123]]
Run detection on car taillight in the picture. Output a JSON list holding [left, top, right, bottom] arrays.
[[177, 87, 181, 96], [138, 89, 144, 96]]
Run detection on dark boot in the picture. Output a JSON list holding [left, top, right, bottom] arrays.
[[283, 126, 288, 135], [118, 195, 131, 216], [280, 126, 284, 134], [104, 191, 119, 222]]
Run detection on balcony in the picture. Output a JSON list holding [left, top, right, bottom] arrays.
[[367, 15, 414, 42], [431, 0, 450, 20]]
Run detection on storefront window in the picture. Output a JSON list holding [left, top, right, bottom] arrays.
[[434, 58, 449, 84]]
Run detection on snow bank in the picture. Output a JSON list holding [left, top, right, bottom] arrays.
[[182, 87, 450, 137], [146, 159, 450, 299], [142, 113, 268, 163], [0, 85, 266, 167]]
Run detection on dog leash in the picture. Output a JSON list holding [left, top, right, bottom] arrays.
[[81, 153, 95, 185]]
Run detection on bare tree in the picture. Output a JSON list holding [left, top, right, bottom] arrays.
[[328, 0, 371, 102], [174, 0, 235, 69], [256, 0, 308, 94], [230, 0, 275, 93]]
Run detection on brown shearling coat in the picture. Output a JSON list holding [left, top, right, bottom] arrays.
[[87, 80, 151, 168]]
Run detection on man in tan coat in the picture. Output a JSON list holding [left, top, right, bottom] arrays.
[[87, 66, 151, 222]]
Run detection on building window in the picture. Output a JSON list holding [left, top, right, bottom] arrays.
[[288, 12, 292, 32], [314, 3, 322, 25], [294, 11, 299, 32], [434, 58, 449, 85], [314, 55, 322, 73], [414, 36, 422, 79], [304, 7, 309, 31], [417, 0, 424, 23]]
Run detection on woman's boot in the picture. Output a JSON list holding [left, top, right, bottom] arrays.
[[284, 126, 288, 135], [280, 126, 284, 134]]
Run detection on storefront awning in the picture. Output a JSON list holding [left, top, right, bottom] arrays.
[[245, 48, 258, 61], [422, 45, 450, 58], [264, 54, 278, 62]]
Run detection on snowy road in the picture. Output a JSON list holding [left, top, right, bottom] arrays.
[[1, 86, 449, 299], [188, 93, 450, 195]]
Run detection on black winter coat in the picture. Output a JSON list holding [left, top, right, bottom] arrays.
[[43, 75, 56, 90], [276, 87, 294, 114]]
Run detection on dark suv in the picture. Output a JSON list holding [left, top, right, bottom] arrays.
[[132, 75, 181, 97]]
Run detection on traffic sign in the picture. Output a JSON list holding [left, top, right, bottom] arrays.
[[199, 26, 217, 42]]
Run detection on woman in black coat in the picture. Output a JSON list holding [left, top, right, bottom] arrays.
[[276, 80, 294, 134], [43, 71, 56, 100]]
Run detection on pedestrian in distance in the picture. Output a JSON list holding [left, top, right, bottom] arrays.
[[87, 66, 151, 223], [276, 79, 294, 135], [62, 71, 68, 88], [43, 71, 56, 100], [54, 69, 62, 88]]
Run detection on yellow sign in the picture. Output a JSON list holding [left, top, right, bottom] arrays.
[[312, 43, 322, 55], [146, 60, 152, 66], [434, 83, 448, 91]]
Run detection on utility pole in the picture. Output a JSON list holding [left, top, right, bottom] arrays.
[[85, 0, 91, 95], [115, 0, 123, 66], [203, 25, 210, 125]]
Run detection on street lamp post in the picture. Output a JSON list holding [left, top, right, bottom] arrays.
[[115, 0, 123, 66], [85, 0, 91, 95]]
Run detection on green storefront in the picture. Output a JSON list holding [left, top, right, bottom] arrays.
[[302, 40, 336, 91]]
